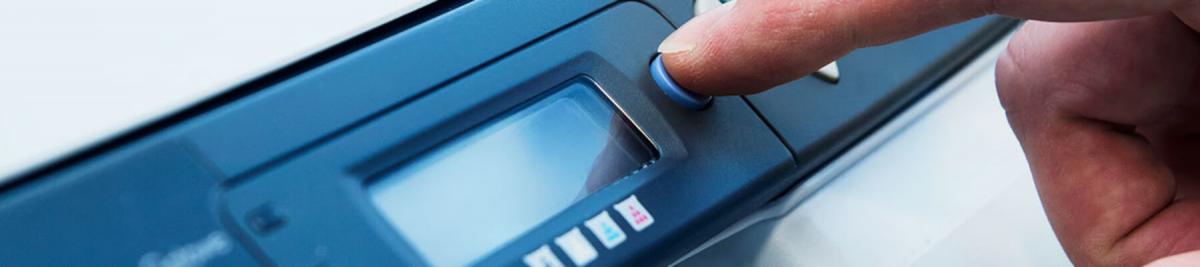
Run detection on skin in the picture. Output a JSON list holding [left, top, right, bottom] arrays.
[[658, 0, 1200, 266]]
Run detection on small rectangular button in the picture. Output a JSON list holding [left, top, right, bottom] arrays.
[[523, 245, 565, 267], [614, 195, 654, 232], [584, 211, 627, 249], [554, 228, 598, 266]]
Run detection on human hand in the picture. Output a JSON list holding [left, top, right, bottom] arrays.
[[657, 0, 1200, 265]]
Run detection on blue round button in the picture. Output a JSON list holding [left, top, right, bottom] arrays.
[[651, 54, 712, 110]]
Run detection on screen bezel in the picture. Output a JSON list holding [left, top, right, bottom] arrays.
[[362, 77, 659, 265]]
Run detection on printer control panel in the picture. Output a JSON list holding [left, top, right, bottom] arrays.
[[0, 0, 1015, 266]]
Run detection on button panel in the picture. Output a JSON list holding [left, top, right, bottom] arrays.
[[526, 194, 655, 266]]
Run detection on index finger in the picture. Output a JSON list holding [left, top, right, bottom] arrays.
[[659, 0, 1196, 95]]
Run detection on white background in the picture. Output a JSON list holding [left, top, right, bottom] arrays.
[[0, 0, 432, 181]]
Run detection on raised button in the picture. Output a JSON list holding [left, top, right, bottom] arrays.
[[523, 245, 565, 267], [554, 228, 598, 266], [651, 54, 713, 110], [584, 211, 627, 249], [614, 195, 655, 232]]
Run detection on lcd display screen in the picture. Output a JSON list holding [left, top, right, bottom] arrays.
[[369, 82, 655, 266]]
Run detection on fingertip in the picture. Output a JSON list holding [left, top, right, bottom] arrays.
[[658, 1, 734, 55], [657, 2, 742, 95]]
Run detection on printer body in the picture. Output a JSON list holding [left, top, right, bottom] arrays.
[[0, 1, 1015, 266]]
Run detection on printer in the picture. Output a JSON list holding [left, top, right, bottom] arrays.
[[0, 1, 1015, 266]]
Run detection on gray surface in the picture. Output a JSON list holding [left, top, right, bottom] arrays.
[[679, 39, 1072, 267]]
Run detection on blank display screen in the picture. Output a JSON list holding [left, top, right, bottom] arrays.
[[368, 82, 655, 266]]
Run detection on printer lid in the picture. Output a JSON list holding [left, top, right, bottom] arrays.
[[0, 0, 435, 183]]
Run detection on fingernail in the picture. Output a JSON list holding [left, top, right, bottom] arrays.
[[657, 1, 736, 54], [657, 31, 697, 54]]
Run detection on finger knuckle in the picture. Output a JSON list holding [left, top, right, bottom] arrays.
[[994, 36, 1036, 112], [995, 23, 1092, 116]]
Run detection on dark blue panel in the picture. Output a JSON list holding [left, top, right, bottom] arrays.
[[747, 17, 1016, 169], [0, 142, 260, 266], [641, 0, 693, 26]]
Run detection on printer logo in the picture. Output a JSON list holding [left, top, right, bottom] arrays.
[[138, 231, 233, 267]]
